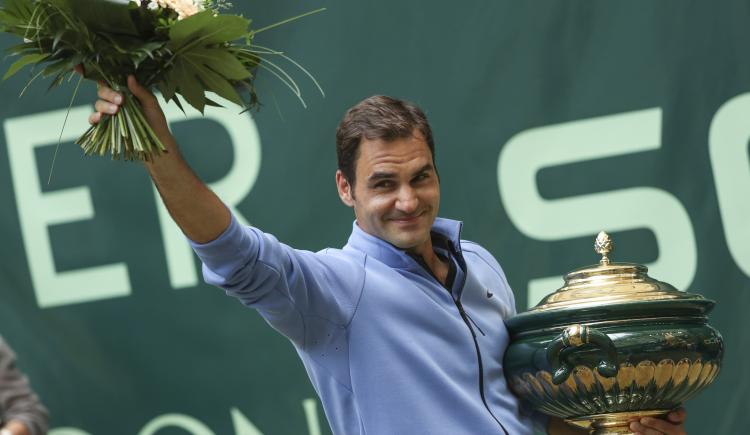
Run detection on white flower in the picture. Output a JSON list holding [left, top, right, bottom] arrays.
[[152, 0, 204, 19], [147, 1, 159, 10]]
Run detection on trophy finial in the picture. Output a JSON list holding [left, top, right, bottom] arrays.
[[595, 231, 613, 265]]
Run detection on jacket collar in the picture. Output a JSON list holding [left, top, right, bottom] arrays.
[[344, 217, 464, 270]]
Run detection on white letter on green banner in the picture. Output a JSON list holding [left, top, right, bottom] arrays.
[[709, 93, 750, 278], [4, 106, 131, 308], [497, 108, 696, 307], [139, 414, 215, 435]]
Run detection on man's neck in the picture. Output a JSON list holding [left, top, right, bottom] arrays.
[[407, 240, 450, 285]]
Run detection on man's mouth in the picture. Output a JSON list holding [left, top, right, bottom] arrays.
[[388, 212, 424, 223]]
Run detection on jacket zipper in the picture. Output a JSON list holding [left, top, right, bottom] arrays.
[[453, 296, 509, 435], [414, 252, 509, 435]]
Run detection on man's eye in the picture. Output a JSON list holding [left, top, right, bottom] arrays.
[[414, 173, 429, 182], [374, 181, 393, 189]]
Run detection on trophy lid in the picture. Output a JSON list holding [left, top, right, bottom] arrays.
[[528, 231, 708, 313]]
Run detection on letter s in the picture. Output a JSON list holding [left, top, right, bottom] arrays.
[[497, 108, 696, 307]]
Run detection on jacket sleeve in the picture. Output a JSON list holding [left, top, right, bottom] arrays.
[[190, 214, 366, 346], [0, 337, 49, 435]]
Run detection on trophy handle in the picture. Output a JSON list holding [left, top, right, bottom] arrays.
[[546, 324, 619, 385]]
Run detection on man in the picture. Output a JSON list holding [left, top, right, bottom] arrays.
[[0, 336, 48, 435], [90, 75, 688, 435]]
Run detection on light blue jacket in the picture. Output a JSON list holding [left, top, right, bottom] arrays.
[[191, 214, 540, 435]]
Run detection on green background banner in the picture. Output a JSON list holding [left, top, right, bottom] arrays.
[[1, 1, 748, 433]]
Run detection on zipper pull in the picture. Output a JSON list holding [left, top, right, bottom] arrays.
[[465, 311, 486, 337], [464, 315, 477, 338], [456, 301, 485, 337]]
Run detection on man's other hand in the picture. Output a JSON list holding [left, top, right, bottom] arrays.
[[630, 408, 687, 435]]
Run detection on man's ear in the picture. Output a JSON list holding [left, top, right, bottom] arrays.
[[336, 170, 355, 207]]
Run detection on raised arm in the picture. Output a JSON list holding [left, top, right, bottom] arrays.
[[88, 74, 365, 345], [91, 74, 230, 243]]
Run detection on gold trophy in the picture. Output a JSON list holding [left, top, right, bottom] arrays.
[[503, 233, 723, 434]]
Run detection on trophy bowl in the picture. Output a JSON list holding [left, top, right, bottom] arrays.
[[503, 232, 724, 435]]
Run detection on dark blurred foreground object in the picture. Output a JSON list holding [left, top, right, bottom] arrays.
[[503, 232, 724, 435], [0, 336, 48, 435]]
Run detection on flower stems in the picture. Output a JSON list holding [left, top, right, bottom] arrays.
[[76, 92, 166, 161]]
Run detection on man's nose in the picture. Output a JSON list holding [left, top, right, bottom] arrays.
[[395, 186, 418, 213]]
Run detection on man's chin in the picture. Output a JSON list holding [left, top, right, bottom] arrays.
[[386, 233, 428, 251], [381, 219, 434, 250]]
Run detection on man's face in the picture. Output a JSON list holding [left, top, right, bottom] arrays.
[[336, 131, 440, 253]]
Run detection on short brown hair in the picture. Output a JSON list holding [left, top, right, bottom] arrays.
[[335, 95, 435, 185]]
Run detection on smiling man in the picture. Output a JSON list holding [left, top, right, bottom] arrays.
[[335, 101, 444, 282], [90, 77, 688, 435]]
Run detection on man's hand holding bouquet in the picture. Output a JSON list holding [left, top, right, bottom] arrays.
[[0, 0, 321, 161]]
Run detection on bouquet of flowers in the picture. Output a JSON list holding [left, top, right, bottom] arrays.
[[0, 0, 322, 160]]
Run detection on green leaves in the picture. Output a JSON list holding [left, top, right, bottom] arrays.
[[0, 0, 36, 36], [201, 49, 250, 79], [169, 10, 249, 47], [1, 0, 323, 161], [194, 62, 242, 105], [0, 0, 35, 25], [65, 0, 139, 36], [42, 53, 82, 78], [3, 53, 48, 80], [168, 60, 205, 111], [165, 47, 248, 112], [162, 11, 252, 113]]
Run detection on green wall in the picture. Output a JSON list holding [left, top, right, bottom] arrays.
[[1, 1, 748, 433]]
